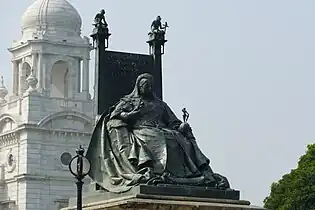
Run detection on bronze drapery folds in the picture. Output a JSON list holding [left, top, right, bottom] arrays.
[[86, 73, 230, 193]]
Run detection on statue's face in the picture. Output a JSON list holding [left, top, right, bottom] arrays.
[[157, 16, 161, 21], [139, 78, 153, 95], [101, 10, 105, 15]]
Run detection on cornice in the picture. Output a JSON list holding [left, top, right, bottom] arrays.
[[0, 123, 91, 148], [5, 173, 76, 183], [9, 39, 91, 52], [17, 123, 92, 136], [8, 42, 30, 52]]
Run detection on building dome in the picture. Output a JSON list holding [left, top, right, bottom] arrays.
[[21, 0, 82, 39]]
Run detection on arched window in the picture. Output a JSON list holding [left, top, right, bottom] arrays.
[[0, 117, 17, 133], [20, 62, 31, 94], [50, 60, 69, 98]]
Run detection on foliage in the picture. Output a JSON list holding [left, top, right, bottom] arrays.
[[263, 144, 315, 210]]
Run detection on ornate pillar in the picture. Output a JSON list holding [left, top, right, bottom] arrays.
[[82, 57, 90, 95], [12, 61, 19, 95]]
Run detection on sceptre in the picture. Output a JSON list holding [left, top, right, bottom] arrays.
[[163, 22, 169, 32]]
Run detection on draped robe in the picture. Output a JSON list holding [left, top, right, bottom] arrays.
[[86, 73, 227, 193]]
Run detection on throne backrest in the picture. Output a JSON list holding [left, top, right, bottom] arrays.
[[98, 50, 162, 114]]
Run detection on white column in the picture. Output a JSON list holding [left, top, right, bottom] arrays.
[[37, 53, 43, 90], [71, 61, 76, 98], [12, 61, 19, 95], [77, 58, 81, 93], [45, 61, 51, 97], [32, 53, 37, 71], [18, 61, 23, 96], [0, 164, 4, 201], [82, 57, 90, 94]]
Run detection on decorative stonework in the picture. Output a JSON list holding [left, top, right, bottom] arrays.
[[5, 149, 16, 173], [25, 69, 38, 93], [0, 132, 18, 147], [40, 116, 89, 131], [37, 111, 92, 130], [0, 76, 8, 105]]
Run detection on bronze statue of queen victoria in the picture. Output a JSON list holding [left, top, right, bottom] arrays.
[[87, 73, 230, 193]]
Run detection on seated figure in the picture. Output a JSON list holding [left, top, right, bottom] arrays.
[[148, 16, 168, 38], [150, 16, 165, 33], [93, 9, 109, 33], [87, 73, 230, 193]]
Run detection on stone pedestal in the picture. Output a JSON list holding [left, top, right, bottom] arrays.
[[62, 185, 266, 210]]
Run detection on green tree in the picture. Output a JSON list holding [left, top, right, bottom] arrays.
[[264, 144, 315, 210]]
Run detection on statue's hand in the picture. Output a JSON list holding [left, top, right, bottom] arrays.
[[120, 102, 144, 121], [129, 109, 141, 119], [120, 108, 141, 121], [178, 122, 191, 134]]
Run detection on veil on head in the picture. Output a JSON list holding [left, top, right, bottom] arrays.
[[124, 73, 155, 99]]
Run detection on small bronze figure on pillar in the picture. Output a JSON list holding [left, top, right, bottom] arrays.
[[148, 16, 168, 40], [91, 9, 111, 49], [147, 16, 168, 55], [94, 9, 108, 29], [93, 9, 109, 35]]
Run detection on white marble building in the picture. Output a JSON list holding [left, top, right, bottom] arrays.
[[0, 0, 95, 209]]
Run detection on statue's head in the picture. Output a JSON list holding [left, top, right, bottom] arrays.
[[156, 16, 161, 21], [100, 9, 105, 15], [137, 73, 154, 96]]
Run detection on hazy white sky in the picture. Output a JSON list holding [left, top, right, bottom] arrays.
[[1, 0, 315, 206]]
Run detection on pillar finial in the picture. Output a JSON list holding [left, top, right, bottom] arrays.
[[0, 76, 4, 86], [25, 68, 38, 93]]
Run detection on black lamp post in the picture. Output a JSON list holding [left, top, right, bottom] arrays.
[[69, 145, 91, 210]]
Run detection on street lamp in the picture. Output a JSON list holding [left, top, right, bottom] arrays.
[[69, 145, 91, 210]]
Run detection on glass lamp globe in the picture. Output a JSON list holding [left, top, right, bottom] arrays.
[[69, 155, 91, 177]]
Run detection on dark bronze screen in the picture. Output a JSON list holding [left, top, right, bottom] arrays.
[[97, 51, 162, 114]]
